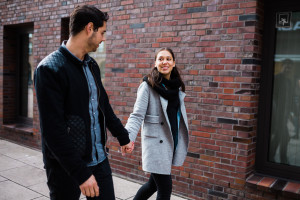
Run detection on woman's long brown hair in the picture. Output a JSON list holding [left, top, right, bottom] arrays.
[[145, 48, 185, 92]]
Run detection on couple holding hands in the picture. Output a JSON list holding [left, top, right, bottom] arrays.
[[35, 5, 189, 200]]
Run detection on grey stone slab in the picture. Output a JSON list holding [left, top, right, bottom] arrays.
[[29, 181, 50, 197], [113, 176, 142, 199], [0, 155, 26, 172], [0, 145, 41, 159], [32, 197, 49, 200], [0, 165, 46, 187], [0, 175, 7, 182], [18, 154, 45, 170], [147, 192, 188, 200], [0, 140, 21, 150], [126, 193, 187, 200], [169, 194, 188, 200], [0, 180, 42, 200]]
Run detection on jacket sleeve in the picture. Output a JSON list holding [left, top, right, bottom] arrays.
[[125, 82, 150, 142], [34, 65, 92, 185]]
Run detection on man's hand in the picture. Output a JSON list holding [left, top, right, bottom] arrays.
[[121, 141, 134, 156], [79, 175, 99, 198]]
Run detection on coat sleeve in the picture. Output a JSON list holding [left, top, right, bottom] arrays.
[[125, 82, 150, 142], [34, 65, 92, 185]]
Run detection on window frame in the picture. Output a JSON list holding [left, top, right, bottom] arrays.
[[3, 23, 34, 126], [256, 0, 300, 180]]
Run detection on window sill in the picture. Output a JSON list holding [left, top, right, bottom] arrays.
[[246, 173, 300, 199], [3, 123, 33, 134]]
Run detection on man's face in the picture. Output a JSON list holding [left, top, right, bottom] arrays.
[[282, 62, 293, 75], [88, 21, 106, 52]]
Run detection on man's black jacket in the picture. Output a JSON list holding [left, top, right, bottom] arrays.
[[34, 46, 130, 185]]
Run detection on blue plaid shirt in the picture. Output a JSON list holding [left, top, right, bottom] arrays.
[[62, 42, 106, 166]]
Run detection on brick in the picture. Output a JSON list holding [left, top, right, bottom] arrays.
[[240, 2, 257, 8], [257, 177, 276, 191], [271, 179, 288, 191], [191, 131, 211, 138], [187, 152, 200, 158], [218, 4, 239, 11], [242, 59, 261, 65], [214, 76, 234, 82], [220, 59, 241, 64], [129, 23, 144, 29], [156, 37, 172, 43], [209, 189, 229, 198], [121, 0, 133, 5], [217, 118, 238, 124], [228, 16, 239, 21], [187, 7, 207, 13], [205, 53, 225, 58], [284, 182, 300, 194], [183, 2, 202, 8]]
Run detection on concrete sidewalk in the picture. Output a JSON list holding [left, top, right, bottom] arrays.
[[0, 139, 187, 200]]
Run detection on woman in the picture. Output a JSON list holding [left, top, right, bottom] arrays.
[[125, 48, 189, 200]]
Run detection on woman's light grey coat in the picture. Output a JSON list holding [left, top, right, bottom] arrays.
[[125, 81, 189, 175]]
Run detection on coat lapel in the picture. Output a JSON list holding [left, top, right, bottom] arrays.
[[179, 91, 189, 131], [159, 96, 172, 132]]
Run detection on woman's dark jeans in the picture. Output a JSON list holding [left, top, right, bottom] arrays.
[[133, 173, 172, 200]]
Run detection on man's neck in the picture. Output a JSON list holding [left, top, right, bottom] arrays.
[[65, 36, 87, 61]]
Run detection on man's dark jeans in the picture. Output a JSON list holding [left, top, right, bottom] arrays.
[[45, 158, 115, 200]]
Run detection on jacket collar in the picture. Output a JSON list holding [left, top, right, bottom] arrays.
[[59, 41, 92, 68]]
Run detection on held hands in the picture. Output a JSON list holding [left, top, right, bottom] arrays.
[[121, 141, 134, 156], [79, 175, 99, 198]]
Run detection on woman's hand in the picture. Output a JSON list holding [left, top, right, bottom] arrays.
[[121, 141, 134, 156]]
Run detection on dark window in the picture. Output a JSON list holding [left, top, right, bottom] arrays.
[[3, 23, 34, 126], [256, 0, 300, 180], [61, 17, 70, 43]]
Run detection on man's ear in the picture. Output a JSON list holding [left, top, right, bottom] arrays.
[[86, 22, 94, 35]]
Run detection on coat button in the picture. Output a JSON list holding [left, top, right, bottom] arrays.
[[160, 140, 163, 143], [160, 122, 164, 125]]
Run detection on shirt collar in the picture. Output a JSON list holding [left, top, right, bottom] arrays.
[[61, 40, 91, 64]]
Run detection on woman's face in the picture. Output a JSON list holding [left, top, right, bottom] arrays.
[[155, 50, 175, 80]]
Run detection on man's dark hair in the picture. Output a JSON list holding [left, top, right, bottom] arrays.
[[69, 5, 109, 36]]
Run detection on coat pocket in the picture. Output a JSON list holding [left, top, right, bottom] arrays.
[[66, 115, 86, 157], [143, 115, 159, 138]]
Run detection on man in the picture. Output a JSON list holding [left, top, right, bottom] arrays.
[[34, 5, 133, 200], [270, 59, 296, 164]]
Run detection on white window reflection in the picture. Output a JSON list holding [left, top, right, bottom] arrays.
[[89, 42, 106, 81], [269, 12, 300, 166]]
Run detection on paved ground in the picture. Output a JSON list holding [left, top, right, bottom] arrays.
[[0, 139, 187, 200]]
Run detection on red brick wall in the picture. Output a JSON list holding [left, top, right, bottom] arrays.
[[104, 0, 264, 199], [0, 0, 285, 199]]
